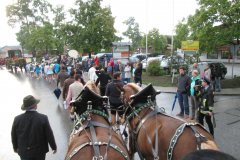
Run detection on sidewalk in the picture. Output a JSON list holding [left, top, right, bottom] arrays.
[[141, 84, 240, 96], [84, 72, 240, 96]]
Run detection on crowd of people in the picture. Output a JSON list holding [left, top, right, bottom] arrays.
[[176, 62, 223, 138]]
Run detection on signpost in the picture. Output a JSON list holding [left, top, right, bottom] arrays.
[[181, 41, 199, 76], [64, 46, 68, 55]]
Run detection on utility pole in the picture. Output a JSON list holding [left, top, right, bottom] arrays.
[[146, 0, 148, 75]]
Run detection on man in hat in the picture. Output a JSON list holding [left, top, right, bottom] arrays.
[[198, 77, 214, 137], [11, 95, 57, 160]]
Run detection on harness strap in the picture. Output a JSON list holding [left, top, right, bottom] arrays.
[[134, 108, 165, 135], [167, 123, 186, 160], [90, 126, 102, 159], [66, 142, 130, 160]]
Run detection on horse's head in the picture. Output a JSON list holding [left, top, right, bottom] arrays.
[[70, 81, 108, 119], [116, 83, 161, 116], [84, 80, 100, 95]]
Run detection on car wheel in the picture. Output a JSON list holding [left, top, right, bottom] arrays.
[[221, 72, 225, 79]]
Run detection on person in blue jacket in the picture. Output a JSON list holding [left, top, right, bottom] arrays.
[[54, 63, 60, 80]]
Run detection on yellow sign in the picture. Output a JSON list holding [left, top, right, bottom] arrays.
[[182, 41, 199, 51], [64, 46, 67, 49]]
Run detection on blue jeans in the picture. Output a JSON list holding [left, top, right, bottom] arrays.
[[126, 78, 130, 83], [215, 77, 221, 91], [121, 71, 125, 82], [21, 154, 46, 160], [177, 92, 189, 115]]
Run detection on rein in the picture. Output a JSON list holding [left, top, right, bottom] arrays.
[[67, 100, 129, 160], [121, 87, 211, 160]]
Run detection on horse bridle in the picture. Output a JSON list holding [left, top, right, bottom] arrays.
[[67, 97, 130, 160], [121, 88, 160, 160], [121, 87, 213, 160]]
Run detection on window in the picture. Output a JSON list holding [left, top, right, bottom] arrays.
[[221, 50, 232, 59], [207, 52, 218, 59], [237, 50, 240, 60]]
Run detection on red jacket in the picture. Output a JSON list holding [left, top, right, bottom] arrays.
[[109, 60, 114, 67], [94, 58, 100, 66]]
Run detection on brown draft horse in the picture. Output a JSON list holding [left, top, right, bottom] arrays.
[[117, 83, 219, 160], [65, 81, 129, 160]]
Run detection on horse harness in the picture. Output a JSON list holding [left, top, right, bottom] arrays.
[[66, 101, 129, 160], [122, 90, 211, 160]]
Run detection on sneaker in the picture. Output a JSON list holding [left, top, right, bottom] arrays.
[[176, 113, 184, 117], [185, 115, 189, 119]]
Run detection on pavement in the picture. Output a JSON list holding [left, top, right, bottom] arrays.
[[141, 84, 240, 96], [83, 72, 240, 96]]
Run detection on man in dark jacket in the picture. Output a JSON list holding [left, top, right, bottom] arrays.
[[96, 69, 112, 96], [134, 63, 142, 86], [11, 95, 57, 160], [137, 60, 143, 85], [176, 66, 191, 118], [102, 57, 109, 73], [57, 66, 69, 91], [62, 71, 75, 101], [198, 77, 214, 136], [105, 72, 124, 125]]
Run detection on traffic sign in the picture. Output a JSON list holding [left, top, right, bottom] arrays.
[[64, 50, 68, 55], [64, 46, 67, 49]]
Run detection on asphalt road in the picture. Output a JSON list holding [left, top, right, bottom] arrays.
[[0, 68, 239, 160]]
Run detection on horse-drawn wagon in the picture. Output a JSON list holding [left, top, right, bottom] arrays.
[[6, 50, 26, 72]]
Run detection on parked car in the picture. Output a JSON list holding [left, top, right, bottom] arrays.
[[197, 62, 227, 79], [156, 55, 166, 61], [132, 53, 151, 61], [95, 53, 112, 63], [141, 57, 163, 71], [119, 57, 139, 66], [160, 56, 187, 74]]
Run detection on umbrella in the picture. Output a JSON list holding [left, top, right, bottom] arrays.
[[53, 88, 61, 99], [171, 93, 178, 115]]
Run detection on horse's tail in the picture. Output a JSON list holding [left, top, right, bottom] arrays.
[[199, 141, 219, 150]]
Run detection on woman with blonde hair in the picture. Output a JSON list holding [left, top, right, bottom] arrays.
[[190, 70, 202, 121]]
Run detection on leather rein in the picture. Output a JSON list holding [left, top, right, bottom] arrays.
[[121, 89, 211, 160], [66, 100, 129, 160]]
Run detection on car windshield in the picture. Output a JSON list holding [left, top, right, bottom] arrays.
[[96, 53, 104, 58]]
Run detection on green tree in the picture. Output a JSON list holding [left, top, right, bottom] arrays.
[[52, 5, 66, 53], [6, 0, 52, 53], [173, 18, 190, 50], [67, 0, 117, 56], [188, 0, 240, 54], [123, 17, 143, 50], [142, 28, 168, 54], [29, 22, 54, 53]]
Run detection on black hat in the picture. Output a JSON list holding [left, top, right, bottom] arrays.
[[203, 77, 211, 84], [21, 95, 40, 110]]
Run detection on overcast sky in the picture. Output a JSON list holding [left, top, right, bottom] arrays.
[[0, 0, 199, 47]]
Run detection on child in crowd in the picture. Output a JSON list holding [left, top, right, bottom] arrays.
[[29, 63, 34, 78], [35, 65, 41, 79], [26, 63, 30, 74]]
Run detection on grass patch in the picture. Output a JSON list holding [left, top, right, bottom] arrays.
[[142, 73, 240, 88], [142, 74, 177, 87]]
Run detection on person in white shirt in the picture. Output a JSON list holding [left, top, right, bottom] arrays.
[[91, 66, 99, 82], [88, 63, 96, 80]]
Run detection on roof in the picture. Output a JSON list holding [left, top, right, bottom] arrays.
[[1, 49, 6, 53], [110, 42, 132, 46], [2, 45, 21, 50]]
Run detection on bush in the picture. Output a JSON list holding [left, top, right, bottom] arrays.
[[147, 60, 165, 76]]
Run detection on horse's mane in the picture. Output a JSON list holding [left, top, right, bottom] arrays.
[[84, 80, 99, 95], [125, 83, 141, 93]]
